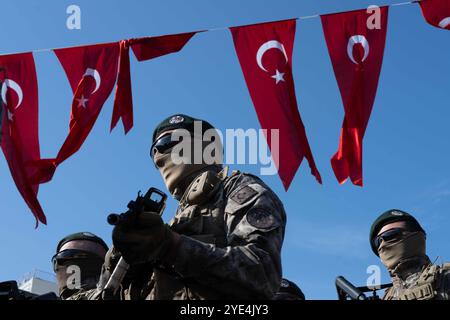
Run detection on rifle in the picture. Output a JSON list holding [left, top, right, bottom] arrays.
[[102, 187, 167, 299], [335, 276, 392, 300]]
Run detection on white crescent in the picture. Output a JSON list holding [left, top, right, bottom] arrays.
[[83, 68, 101, 94], [347, 35, 370, 64], [439, 17, 450, 29], [1, 79, 23, 109], [256, 40, 288, 72]]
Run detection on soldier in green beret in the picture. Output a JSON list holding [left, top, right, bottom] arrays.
[[370, 209, 450, 300], [52, 232, 108, 300], [111, 114, 287, 299]]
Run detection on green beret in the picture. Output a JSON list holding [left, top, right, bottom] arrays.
[[369, 209, 425, 256], [152, 114, 214, 144], [56, 232, 109, 253]]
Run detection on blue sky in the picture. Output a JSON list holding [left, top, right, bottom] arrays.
[[1, 0, 449, 300]]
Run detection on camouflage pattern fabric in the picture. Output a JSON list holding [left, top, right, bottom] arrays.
[[383, 263, 450, 300], [142, 169, 286, 300]]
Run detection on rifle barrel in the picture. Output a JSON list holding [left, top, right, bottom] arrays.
[[336, 276, 367, 300]]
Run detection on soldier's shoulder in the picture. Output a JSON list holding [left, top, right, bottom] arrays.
[[222, 170, 285, 221], [223, 170, 284, 206], [223, 170, 275, 197]]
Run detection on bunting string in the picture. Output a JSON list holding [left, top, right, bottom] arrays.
[[1, 1, 420, 57], [3, 0, 447, 225]]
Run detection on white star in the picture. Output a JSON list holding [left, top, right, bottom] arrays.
[[76, 95, 89, 108], [7, 110, 13, 121], [271, 69, 286, 84]]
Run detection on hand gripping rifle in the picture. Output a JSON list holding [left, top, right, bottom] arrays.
[[336, 276, 392, 300], [102, 187, 167, 299]]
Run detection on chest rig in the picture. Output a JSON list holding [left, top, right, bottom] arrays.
[[168, 167, 232, 248], [384, 263, 450, 300]]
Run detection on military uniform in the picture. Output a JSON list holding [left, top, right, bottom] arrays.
[[65, 288, 98, 300], [370, 209, 450, 301], [122, 168, 286, 300], [110, 114, 287, 300], [383, 263, 450, 300]]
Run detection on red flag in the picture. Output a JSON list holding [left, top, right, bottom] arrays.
[[230, 20, 321, 190], [321, 7, 389, 186], [130, 32, 197, 61], [32, 43, 120, 184], [110, 32, 196, 134], [0, 53, 46, 225], [420, 0, 450, 30], [111, 40, 133, 134]]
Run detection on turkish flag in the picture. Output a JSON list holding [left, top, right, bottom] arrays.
[[110, 32, 197, 134], [230, 20, 322, 190], [111, 40, 133, 134], [130, 32, 197, 61], [420, 0, 450, 30], [0, 53, 46, 225], [32, 43, 120, 184], [321, 7, 389, 186]]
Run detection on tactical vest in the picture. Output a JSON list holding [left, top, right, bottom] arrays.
[[384, 263, 450, 300], [169, 167, 233, 248]]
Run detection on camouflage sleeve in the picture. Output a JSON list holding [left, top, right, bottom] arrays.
[[65, 288, 100, 300], [381, 287, 393, 300], [171, 174, 286, 299]]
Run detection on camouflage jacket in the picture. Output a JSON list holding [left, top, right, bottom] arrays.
[[65, 288, 98, 300], [383, 262, 450, 300], [132, 168, 286, 300]]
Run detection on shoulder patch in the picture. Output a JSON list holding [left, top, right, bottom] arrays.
[[231, 186, 258, 205], [246, 207, 277, 229]]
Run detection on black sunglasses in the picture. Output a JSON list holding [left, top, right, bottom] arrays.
[[150, 134, 183, 159], [374, 228, 408, 249], [51, 249, 100, 270]]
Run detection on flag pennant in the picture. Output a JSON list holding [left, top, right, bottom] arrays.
[[420, 0, 450, 30], [110, 32, 197, 134], [321, 7, 389, 186], [0, 53, 46, 225], [231, 20, 322, 190], [111, 40, 133, 134], [31, 43, 120, 185], [130, 32, 197, 61]]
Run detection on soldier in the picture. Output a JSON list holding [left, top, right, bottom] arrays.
[[52, 232, 108, 300], [112, 114, 286, 299], [370, 209, 450, 300]]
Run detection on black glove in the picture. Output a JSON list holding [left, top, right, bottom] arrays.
[[112, 212, 176, 265]]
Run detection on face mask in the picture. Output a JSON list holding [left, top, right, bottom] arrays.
[[377, 231, 426, 272], [153, 131, 223, 198], [55, 257, 104, 298]]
